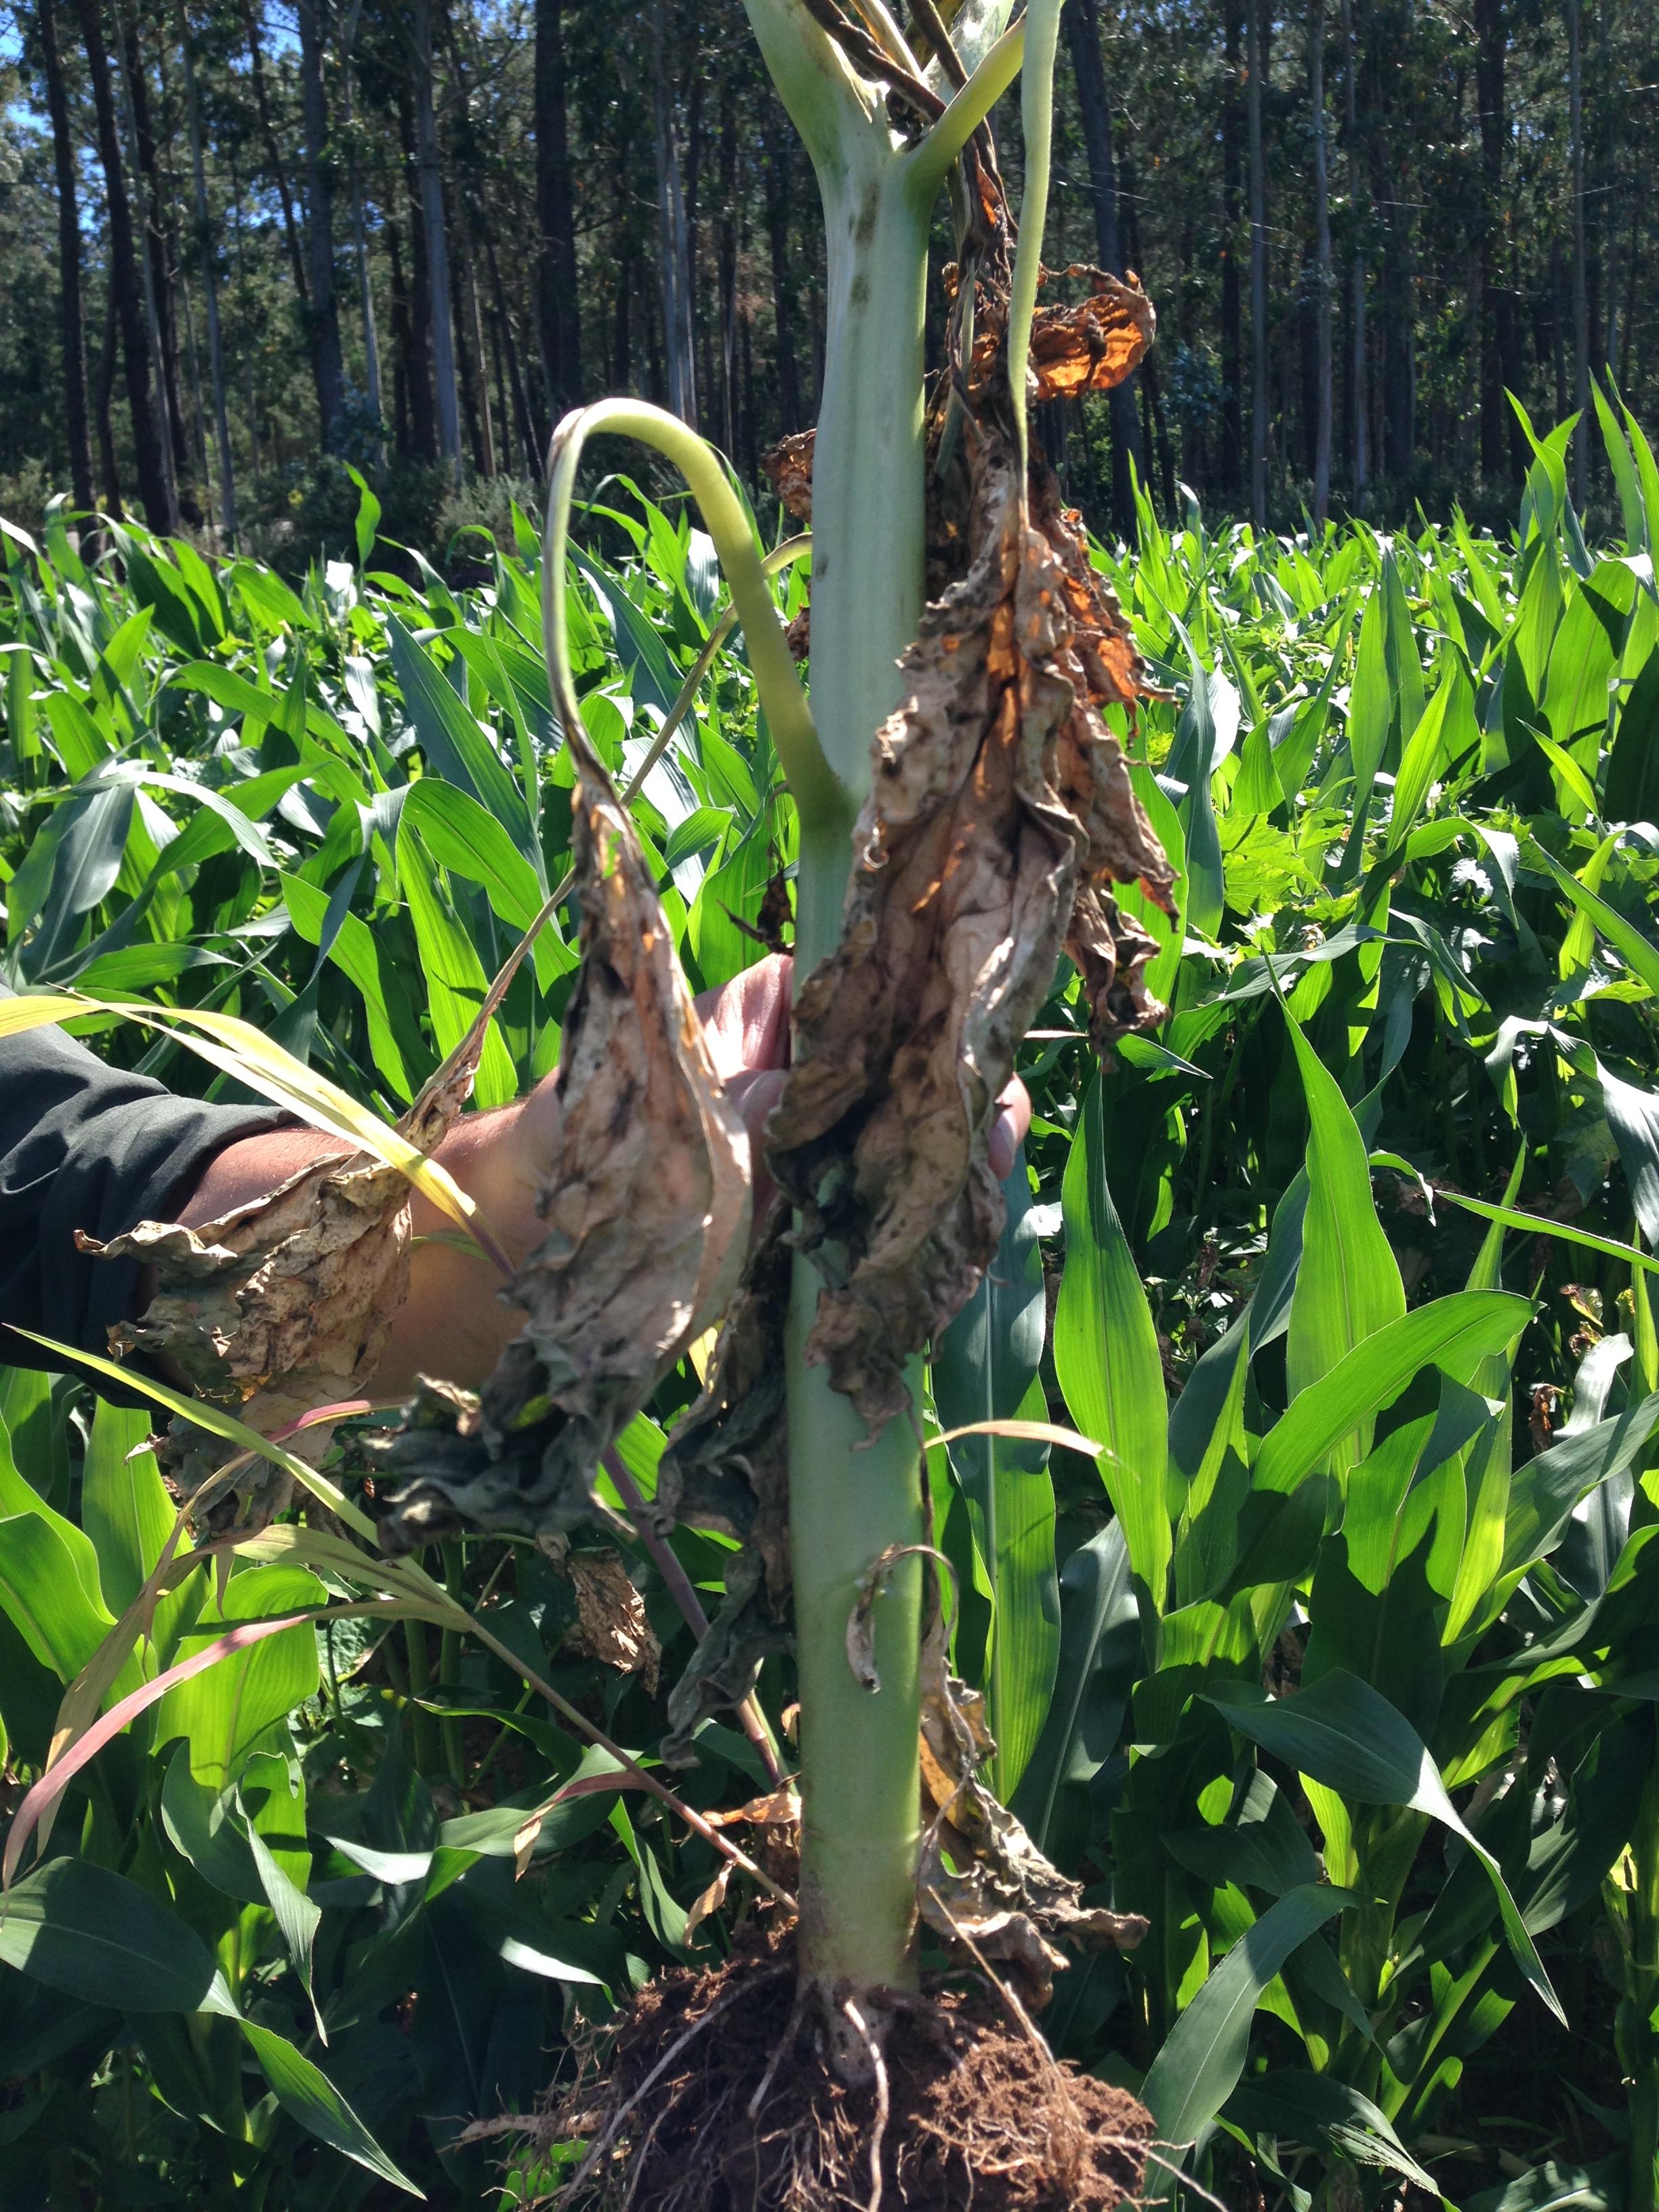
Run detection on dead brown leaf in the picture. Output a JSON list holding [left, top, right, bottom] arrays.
[[703, 1785, 802, 1830], [371, 720, 750, 1551], [761, 430, 815, 524], [648, 1212, 795, 1761], [86, 1139, 472, 1524], [995, 264, 1155, 403], [765, 346, 1173, 1435], [560, 1545, 661, 1694], [916, 1616, 1146, 2009]]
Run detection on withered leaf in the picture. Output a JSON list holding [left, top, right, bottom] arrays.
[[372, 720, 750, 1551], [684, 1862, 732, 1941], [558, 1544, 661, 1694], [648, 1212, 794, 1763], [766, 368, 1174, 1436], [87, 1141, 464, 1522], [761, 430, 815, 524], [916, 1616, 1147, 2009], [1006, 264, 1155, 403], [703, 1785, 801, 1831]]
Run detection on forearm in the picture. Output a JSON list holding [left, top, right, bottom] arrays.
[[173, 1107, 537, 1402]]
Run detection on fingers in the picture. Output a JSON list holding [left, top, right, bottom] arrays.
[[698, 959, 1028, 1190], [695, 954, 793, 1082], [724, 1067, 786, 1218], [987, 1074, 1032, 1182]]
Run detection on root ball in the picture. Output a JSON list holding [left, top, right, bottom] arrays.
[[510, 1937, 1154, 2212]]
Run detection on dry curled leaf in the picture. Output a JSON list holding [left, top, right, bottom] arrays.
[[85, 1113, 483, 1526], [371, 722, 750, 1550], [648, 1214, 795, 1763], [558, 1544, 661, 1694], [703, 1784, 802, 1831], [684, 1862, 732, 1942], [761, 430, 815, 524], [766, 342, 1173, 1436], [916, 1616, 1146, 2009], [976, 264, 1155, 403]]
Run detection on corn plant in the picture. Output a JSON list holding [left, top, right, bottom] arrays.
[[0, 182, 1657, 2210]]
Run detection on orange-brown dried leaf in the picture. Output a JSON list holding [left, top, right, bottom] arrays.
[[761, 430, 815, 523], [373, 725, 750, 1549], [766, 392, 1172, 1435], [959, 264, 1153, 405], [1027, 266, 1155, 401]]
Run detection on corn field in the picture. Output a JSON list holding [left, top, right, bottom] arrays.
[[0, 384, 1658, 2209]]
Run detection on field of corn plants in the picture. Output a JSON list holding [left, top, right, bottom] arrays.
[[1, 372, 1658, 2211]]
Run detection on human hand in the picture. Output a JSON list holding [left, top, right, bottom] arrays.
[[181, 954, 1031, 1399]]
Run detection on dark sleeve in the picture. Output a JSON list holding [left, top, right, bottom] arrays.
[[0, 993, 289, 1376]]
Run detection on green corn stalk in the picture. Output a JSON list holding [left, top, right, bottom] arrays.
[[541, 0, 1059, 2011]]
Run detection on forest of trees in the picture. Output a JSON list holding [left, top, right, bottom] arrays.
[[0, 0, 1652, 562]]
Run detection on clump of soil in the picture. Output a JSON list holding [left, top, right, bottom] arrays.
[[499, 1933, 1153, 2212]]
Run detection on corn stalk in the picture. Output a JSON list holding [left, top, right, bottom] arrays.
[[746, 0, 1047, 2007], [541, 0, 1070, 2015]]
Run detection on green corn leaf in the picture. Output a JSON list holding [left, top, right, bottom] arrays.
[[239, 2019, 423, 2195], [386, 616, 535, 863], [1054, 1079, 1171, 1614], [1256, 1292, 1532, 1496], [0, 1858, 239, 2017], [79, 1400, 173, 1618], [1141, 1882, 1359, 2167], [1282, 1005, 1406, 1439], [1224, 2070, 1440, 2194], [398, 778, 567, 986], [1534, 843, 1659, 998], [396, 823, 520, 1109], [934, 1152, 1058, 1799], [0, 1512, 122, 1686], [152, 1566, 325, 1790], [1207, 1670, 1561, 2019]]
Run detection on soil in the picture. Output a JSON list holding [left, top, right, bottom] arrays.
[[495, 1931, 1155, 2212]]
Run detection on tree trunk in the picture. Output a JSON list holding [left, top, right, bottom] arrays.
[[718, 93, 739, 458], [338, 3, 383, 456], [411, 0, 462, 480], [1343, 0, 1367, 492], [112, 13, 182, 526], [653, 0, 697, 427], [178, 0, 237, 541], [393, 94, 438, 463], [455, 218, 494, 476], [483, 220, 541, 476], [1473, 0, 1511, 483], [1568, 0, 1589, 505], [1247, 0, 1268, 527], [94, 281, 124, 518], [37, 0, 96, 517], [227, 146, 262, 479], [295, 0, 345, 453], [76, 0, 172, 532], [121, 11, 190, 501], [1117, 133, 1176, 516], [534, 0, 582, 423], [613, 244, 634, 392], [1310, 0, 1333, 523], [243, 2, 310, 319], [1221, 0, 1244, 496], [763, 130, 802, 434], [388, 213, 414, 455], [1064, 0, 1143, 535]]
